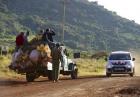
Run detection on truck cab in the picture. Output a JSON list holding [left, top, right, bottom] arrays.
[[47, 46, 78, 80]]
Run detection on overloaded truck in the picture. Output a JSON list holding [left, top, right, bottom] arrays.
[[9, 40, 78, 82]]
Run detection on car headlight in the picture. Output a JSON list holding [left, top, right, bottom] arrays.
[[107, 64, 113, 68], [125, 61, 132, 68], [126, 65, 132, 68]]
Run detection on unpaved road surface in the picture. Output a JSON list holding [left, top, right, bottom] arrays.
[[0, 52, 140, 97], [0, 75, 140, 97]]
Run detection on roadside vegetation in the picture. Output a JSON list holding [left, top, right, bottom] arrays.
[[0, 51, 107, 78], [1, 0, 140, 51], [0, 55, 20, 78], [76, 58, 106, 76]]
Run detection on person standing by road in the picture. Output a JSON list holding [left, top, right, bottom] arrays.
[[51, 43, 61, 82]]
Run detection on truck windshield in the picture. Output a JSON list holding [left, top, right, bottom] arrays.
[[109, 54, 131, 60]]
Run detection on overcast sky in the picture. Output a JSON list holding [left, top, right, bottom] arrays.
[[88, 0, 140, 24]]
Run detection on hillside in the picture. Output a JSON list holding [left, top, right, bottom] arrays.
[[0, 0, 140, 51]]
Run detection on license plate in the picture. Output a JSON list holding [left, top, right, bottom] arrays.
[[114, 68, 124, 70]]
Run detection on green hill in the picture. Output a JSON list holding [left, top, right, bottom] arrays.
[[0, 0, 140, 51]]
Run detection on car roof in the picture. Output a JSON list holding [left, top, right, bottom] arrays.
[[111, 51, 130, 54]]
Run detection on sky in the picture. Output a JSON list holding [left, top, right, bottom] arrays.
[[88, 0, 140, 24]]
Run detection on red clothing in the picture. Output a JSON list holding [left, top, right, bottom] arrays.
[[16, 34, 24, 46]]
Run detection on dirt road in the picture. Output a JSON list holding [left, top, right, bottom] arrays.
[[0, 52, 140, 97], [0, 75, 140, 97]]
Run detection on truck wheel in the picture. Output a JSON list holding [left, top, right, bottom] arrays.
[[26, 72, 36, 82], [71, 68, 78, 79], [106, 73, 111, 77], [48, 71, 52, 80]]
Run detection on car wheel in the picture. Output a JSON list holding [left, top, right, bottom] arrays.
[[106, 73, 111, 77], [129, 73, 134, 77], [129, 68, 135, 77]]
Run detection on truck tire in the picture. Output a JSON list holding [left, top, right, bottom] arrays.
[[71, 66, 78, 79], [26, 72, 36, 82], [48, 71, 52, 80], [106, 73, 111, 77]]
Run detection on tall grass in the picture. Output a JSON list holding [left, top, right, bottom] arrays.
[[0, 55, 106, 78], [76, 58, 106, 76], [0, 55, 20, 78]]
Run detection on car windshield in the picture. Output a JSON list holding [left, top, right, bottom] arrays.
[[109, 53, 131, 60]]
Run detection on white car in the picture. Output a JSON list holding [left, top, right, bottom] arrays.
[[106, 51, 135, 77]]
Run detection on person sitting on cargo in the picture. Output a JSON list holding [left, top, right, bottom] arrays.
[[24, 31, 30, 44], [42, 28, 56, 49], [45, 28, 55, 42], [15, 32, 25, 51], [39, 29, 44, 35]]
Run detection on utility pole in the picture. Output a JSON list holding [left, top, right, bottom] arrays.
[[62, 0, 66, 43], [115, 27, 119, 39]]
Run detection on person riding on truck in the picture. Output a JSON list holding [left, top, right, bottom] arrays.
[[42, 28, 56, 49], [15, 32, 25, 51], [24, 31, 30, 44], [45, 28, 55, 42]]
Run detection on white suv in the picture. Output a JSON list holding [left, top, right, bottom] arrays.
[[106, 51, 135, 77]]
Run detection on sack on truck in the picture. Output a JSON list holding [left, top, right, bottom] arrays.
[[9, 37, 52, 73]]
